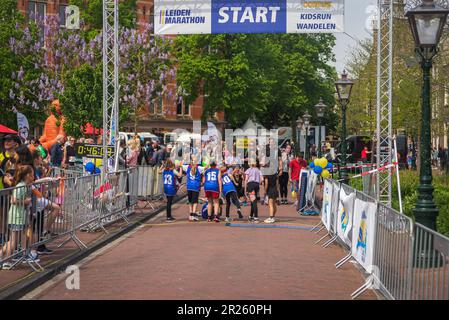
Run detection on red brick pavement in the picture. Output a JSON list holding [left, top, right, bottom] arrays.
[[27, 197, 378, 300]]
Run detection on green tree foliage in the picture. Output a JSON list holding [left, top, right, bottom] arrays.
[[69, 0, 137, 31], [174, 34, 337, 131], [59, 63, 103, 138], [0, 0, 50, 129]]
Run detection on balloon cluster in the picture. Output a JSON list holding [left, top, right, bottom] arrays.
[[85, 162, 101, 174], [310, 157, 333, 179]]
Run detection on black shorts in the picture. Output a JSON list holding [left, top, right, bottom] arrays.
[[247, 182, 260, 194], [267, 188, 279, 199], [187, 190, 199, 204]]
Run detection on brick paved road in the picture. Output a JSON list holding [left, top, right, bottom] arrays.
[[26, 198, 378, 300]]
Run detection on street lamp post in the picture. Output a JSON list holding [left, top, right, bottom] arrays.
[[314, 98, 328, 158], [406, 0, 449, 231], [335, 70, 354, 184], [302, 112, 312, 161], [296, 117, 303, 156]]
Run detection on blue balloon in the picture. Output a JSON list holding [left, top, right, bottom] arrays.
[[326, 162, 333, 170], [95, 167, 101, 174], [313, 166, 323, 174], [85, 162, 95, 173], [309, 162, 315, 168]]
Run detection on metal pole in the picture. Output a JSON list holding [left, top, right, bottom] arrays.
[[318, 121, 322, 158], [393, 135, 403, 214], [305, 126, 309, 161], [340, 102, 348, 183], [413, 57, 438, 231]]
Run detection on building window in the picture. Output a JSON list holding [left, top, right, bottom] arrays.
[[59, 5, 67, 27], [185, 102, 190, 116], [28, 1, 46, 44], [177, 100, 183, 115], [157, 97, 163, 115], [149, 102, 155, 114]]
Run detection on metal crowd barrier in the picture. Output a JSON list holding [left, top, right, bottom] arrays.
[[48, 167, 84, 179], [1, 166, 164, 272], [410, 223, 449, 300], [314, 178, 449, 300], [129, 166, 165, 211], [371, 203, 413, 300]]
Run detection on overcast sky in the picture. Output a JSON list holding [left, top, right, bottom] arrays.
[[332, 0, 377, 74]]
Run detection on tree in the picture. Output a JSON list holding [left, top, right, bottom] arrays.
[[57, 24, 174, 137], [173, 33, 337, 131], [59, 63, 102, 137], [0, 0, 53, 129]]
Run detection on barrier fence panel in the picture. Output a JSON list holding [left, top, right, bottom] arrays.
[[129, 166, 165, 211], [372, 203, 413, 300], [48, 167, 84, 179], [31, 176, 76, 249], [410, 223, 449, 300], [0, 186, 43, 271], [97, 170, 132, 229], [1, 166, 173, 272]]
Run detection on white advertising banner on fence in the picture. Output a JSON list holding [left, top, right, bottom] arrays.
[[306, 171, 317, 203], [321, 179, 333, 231], [154, 0, 345, 35], [337, 188, 356, 246], [351, 199, 377, 273], [330, 181, 340, 232]]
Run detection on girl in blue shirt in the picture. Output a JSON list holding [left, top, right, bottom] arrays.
[[202, 161, 222, 222], [159, 159, 182, 222], [183, 160, 204, 221], [220, 167, 243, 223]]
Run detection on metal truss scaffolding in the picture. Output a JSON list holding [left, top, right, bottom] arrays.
[[376, 0, 394, 206], [102, 0, 119, 173]]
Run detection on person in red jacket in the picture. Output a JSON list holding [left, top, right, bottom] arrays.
[[289, 153, 307, 197]]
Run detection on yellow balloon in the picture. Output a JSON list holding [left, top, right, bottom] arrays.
[[314, 158, 320, 167], [291, 191, 297, 198], [319, 157, 328, 168], [322, 169, 330, 179]]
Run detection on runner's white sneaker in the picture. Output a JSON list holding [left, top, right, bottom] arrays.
[[264, 217, 275, 224]]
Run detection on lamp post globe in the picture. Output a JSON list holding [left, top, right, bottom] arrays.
[[315, 98, 327, 158], [406, 0, 449, 231], [335, 70, 354, 184]]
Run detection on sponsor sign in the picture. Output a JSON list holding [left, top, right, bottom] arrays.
[[351, 199, 377, 273]]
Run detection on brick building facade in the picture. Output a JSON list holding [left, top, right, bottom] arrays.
[[17, 0, 226, 138]]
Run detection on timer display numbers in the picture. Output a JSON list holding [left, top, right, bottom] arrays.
[[74, 143, 115, 159]]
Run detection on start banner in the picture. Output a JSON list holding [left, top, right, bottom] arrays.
[[155, 0, 345, 35]]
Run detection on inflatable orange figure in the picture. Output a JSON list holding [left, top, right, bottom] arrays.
[[39, 100, 66, 151]]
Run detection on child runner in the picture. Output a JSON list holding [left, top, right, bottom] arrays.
[[220, 167, 243, 223], [232, 166, 247, 206], [1, 165, 36, 269], [264, 172, 279, 224], [183, 160, 204, 221], [203, 161, 222, 222], [160, 159, 182, 222], [245, 161, 263, 223]]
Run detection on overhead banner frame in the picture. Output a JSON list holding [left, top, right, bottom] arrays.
[[154, 0, 345, 35]]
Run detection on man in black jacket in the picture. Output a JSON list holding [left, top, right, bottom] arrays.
[[50, 135, 65, 167]]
